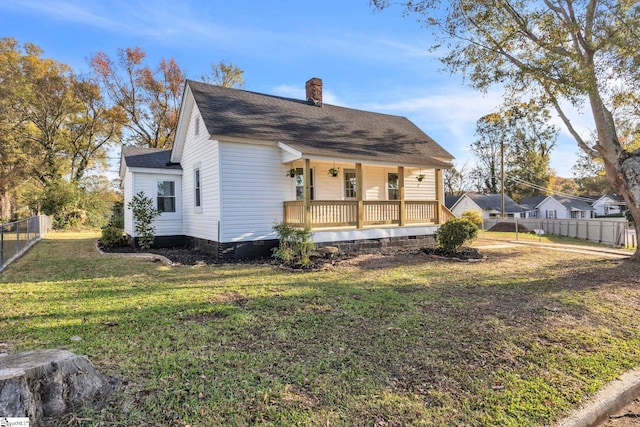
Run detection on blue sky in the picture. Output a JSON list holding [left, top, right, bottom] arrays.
[[0, 0, 589, 178]]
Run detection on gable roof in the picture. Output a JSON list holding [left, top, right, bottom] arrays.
[[546, 196, 594, 211], [593, 193, 626, 205], [184, 79, 454, 168], [121, 146, 182, 170], [464, 193, 525, 213], [445, 195, 462, 209], [519, 196, 547, 210]]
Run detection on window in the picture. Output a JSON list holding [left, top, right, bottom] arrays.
[[545, 210, 556, 219], [195, 115, 200, 136], [194, 168, 201, 208], [295, 168, 314, 200], [157, 180, 176, 213], [387, 173, 399, 200], [344, 169, 356, 199]]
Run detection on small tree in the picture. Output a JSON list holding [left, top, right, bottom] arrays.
[[435, 218, 478, 253], [127, 191, 159, 250], [272, 221, 316, 268], [461, 209, 482, 227]]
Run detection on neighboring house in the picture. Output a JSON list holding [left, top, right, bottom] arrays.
[[120, 78, 455, 259], [592, 193, 627, 216], [519, 196, 547, 218], [446, 193, 526, 219], [536, 195, 595, 219]]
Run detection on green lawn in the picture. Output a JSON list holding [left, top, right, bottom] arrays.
[[2, 232, 640, 426]]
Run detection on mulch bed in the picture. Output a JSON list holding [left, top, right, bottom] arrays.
[[421, 246, 486, 261], [98, 241, 486, 266], [98, 242, 221, 266]]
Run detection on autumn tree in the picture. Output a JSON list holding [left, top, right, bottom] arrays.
[[0, 38, 34, 220], [572, 151, 612, 195], [0, 37, 121, 225], [372, 0, 640, 259], [90, 47, 184, 149], [201, 61, 245, 88]]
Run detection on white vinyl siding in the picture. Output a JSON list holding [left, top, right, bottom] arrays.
[[127, 171, 182, 236], [405, 168, 436, 200], [451, 196, 485, 219], [220, 141, 289, 242], [538, 198, 569, 219], [181, 104, 220, 241], [123, 169, 134, 236]]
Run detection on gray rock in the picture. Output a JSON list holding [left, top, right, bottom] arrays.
[[317, 246, 339, 258], [0, 349, 114, 426]]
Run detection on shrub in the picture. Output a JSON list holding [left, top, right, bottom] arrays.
[[127, 192, 160, 250], [435, 218, 478, 252], [461, 209, 483, 226], [101, 226, 126, 247], [272, 222, 316, 267]]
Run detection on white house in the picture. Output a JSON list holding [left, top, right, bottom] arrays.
[[519, 196, 547, 218], [592, 193, 627, 216], [120, 78, 455, 259], [445, 193, 526, 219], [536, 196, 595, 219]]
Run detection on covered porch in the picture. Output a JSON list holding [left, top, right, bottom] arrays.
[[282, 159, 453, 230]]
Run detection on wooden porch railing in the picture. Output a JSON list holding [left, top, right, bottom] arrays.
[[283, 200, 444, 229]]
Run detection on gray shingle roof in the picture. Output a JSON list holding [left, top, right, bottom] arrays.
[[445, 195, 462, 209], [187, 80, 454, 167], [122, 146, 182, 170], [465, 193, 525, 213], [552, 196, 594, 211], [519, 196, 547, 210]]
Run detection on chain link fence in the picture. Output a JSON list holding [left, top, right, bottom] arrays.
[[0, 215, 51, 273]]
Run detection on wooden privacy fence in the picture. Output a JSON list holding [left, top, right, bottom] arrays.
[[482, 217, 636, 248], [0, 215, 51, 272]]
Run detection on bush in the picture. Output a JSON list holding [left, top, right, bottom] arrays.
[[435, 218, 478, 252], [461, 209, 483, 226], [127, 192, 160, 250], [272, 222, 316, 267], [101, 226, 126, 247]]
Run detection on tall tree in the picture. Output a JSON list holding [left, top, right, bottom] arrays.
[[201, 61, 245, 88], [503, 101, 558, 200], [0, 38, 120, 223], [0, 38, 34, 220], [470, 113, 506, 194], [372, 0, 640, 260], [443, 161, 471, 195], [572, 151, 612, 195], [90, 47, 184, 148]]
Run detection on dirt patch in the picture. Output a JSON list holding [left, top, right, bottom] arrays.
[[488, 222, 532, 232]]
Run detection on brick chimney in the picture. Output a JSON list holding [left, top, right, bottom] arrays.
[[305, 77, 322, 106]]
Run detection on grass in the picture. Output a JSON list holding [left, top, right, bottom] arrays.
[[2, 231, 640, 426], [477, 229, 636, 251]]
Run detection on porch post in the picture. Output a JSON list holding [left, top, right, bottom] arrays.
[[435, 168, 443, 224], [304, 158, 311, 229], [356, 163, 363, 229], [398, 166, 405, 226]]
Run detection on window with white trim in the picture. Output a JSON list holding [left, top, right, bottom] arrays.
[[194, 168, 201, 208], [157, 180, 176, 213]]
